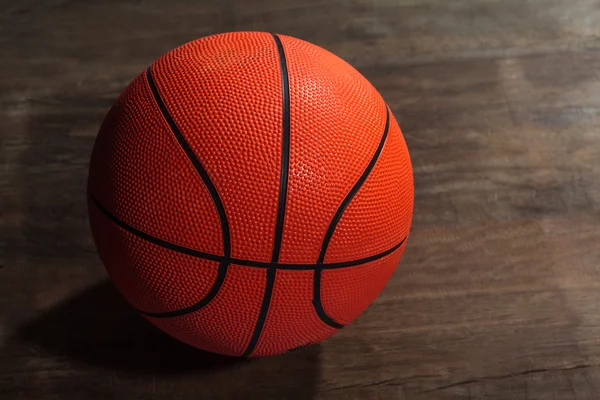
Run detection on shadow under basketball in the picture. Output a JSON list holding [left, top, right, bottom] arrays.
[[14, 280, 322, 399]]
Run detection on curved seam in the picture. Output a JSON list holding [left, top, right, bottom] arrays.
[[145, 66, 231, 257], [313, 107, 391, 329], [139, 261, 228, 318], [312, 270, 345, 329], [241, 33, 291, 357], [90, 192, 406, 270], [137, 66, 232, 317]]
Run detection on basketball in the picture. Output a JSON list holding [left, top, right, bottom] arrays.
[[87, 31, 413, 357]]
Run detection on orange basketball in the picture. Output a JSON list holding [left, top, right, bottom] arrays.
[[88, 32, 413, 357]]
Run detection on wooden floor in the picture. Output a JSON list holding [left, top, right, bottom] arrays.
[[2, 0, 600, 399]]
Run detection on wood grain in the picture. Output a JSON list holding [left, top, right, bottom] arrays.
[[2, 0, 600, 399]]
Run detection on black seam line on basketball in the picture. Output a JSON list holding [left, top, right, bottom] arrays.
[[270, 33, 291, 264], [241, 268, 276, 357], [138, 260, 228, 318], [312, 271, 345, 329], [89, 193, 228, 318], [90, 191, 406, 270], [145, 66, 231, 259], [89, 192, 220, 263], [241, 33, 291, 357], [135, 67, 232, 318], [313, 107, 391, 329], [317, 107, 390, 264], [90, 192, 406, 269]]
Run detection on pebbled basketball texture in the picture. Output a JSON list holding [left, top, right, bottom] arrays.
[[88, 31, 414, 357]]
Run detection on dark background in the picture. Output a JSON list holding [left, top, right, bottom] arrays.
[[2, 0, 600, 399]]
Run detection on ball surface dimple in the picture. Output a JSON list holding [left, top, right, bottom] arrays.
[[88, 32, 413, 357]]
